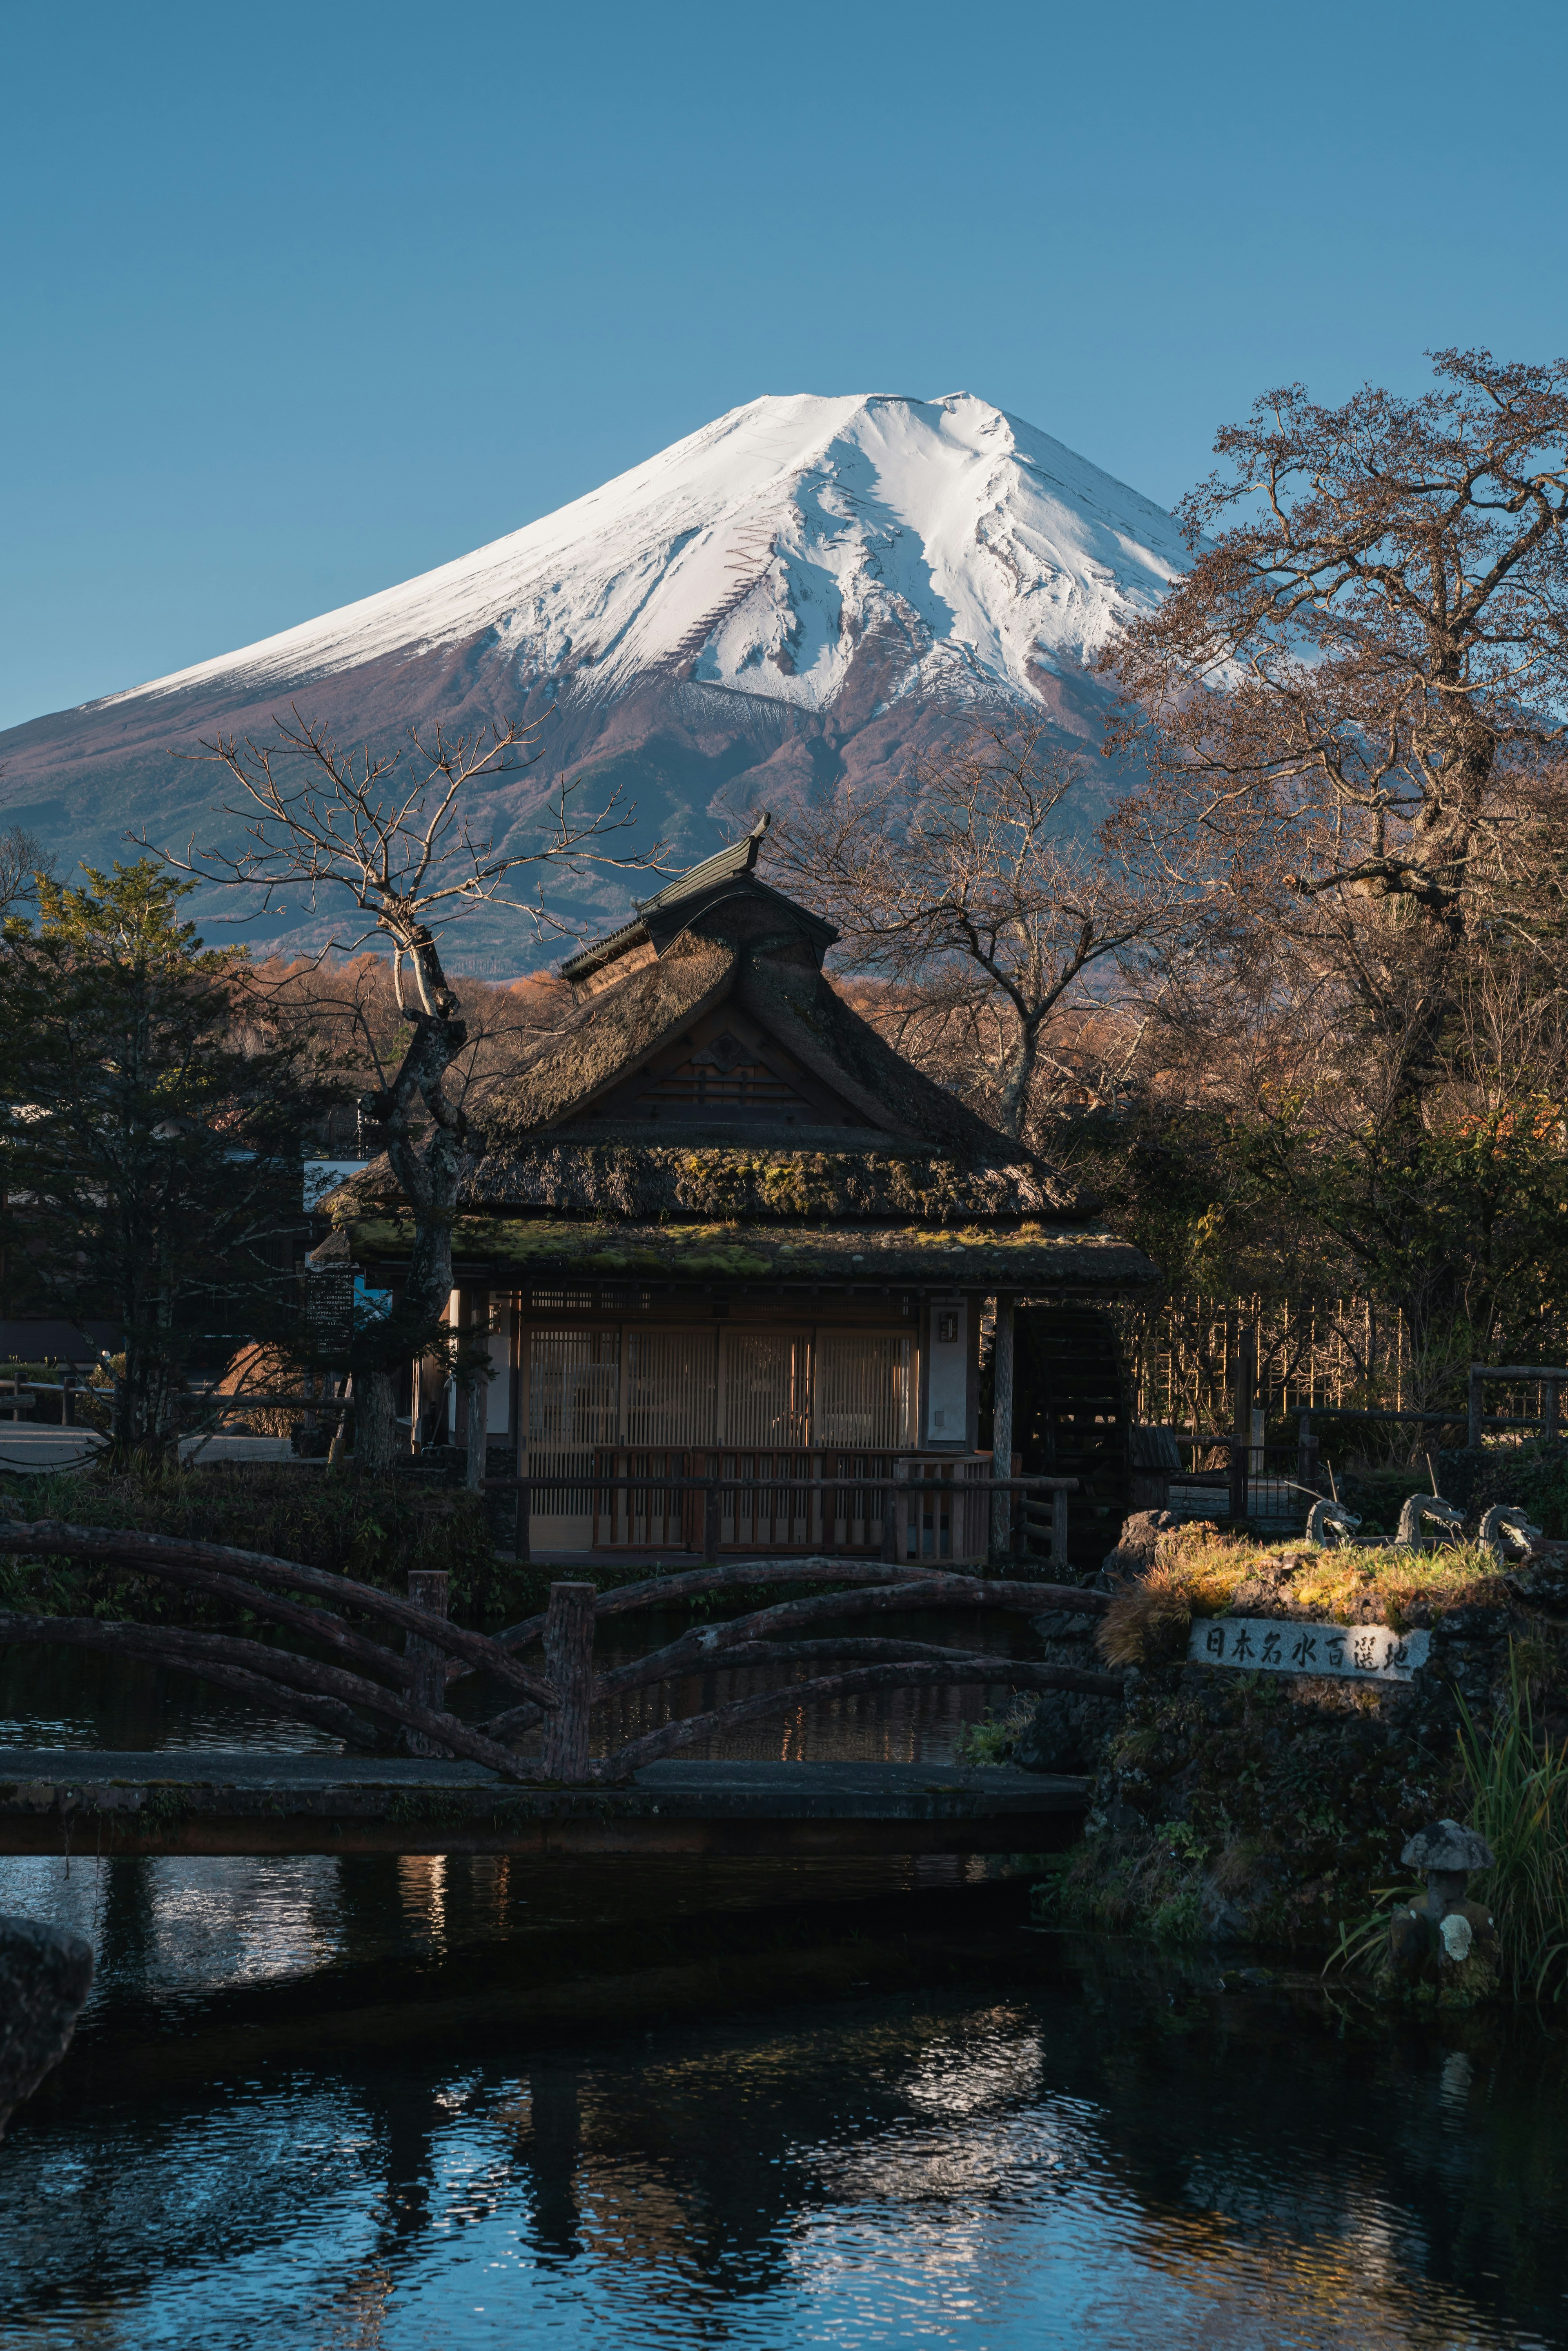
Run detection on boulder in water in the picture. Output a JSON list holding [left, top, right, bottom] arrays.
[[0, 1916, 94, 2138]]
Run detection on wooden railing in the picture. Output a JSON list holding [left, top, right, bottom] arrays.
[[0, 1518, 1113, 1785], [484, 1468, 1078, 1569]]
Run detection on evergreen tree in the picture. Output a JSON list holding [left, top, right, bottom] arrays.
[[0, 861, 331, 1456]]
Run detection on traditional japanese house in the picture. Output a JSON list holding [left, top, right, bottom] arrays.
[[321, 820, 1157, 1563]]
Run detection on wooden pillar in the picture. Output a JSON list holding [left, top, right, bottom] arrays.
[[1546, 1379, 1561, 1446], [702, 1478, 722, 1563], [1050, 1485, 1069, 1569], [1468, 1363, 1484, 1451], [1229, 1329, 1256, 1524], [990, 1293, 1015, 1559], [1298, 1411, 1321, 1497], [542, 1581, 596, 1782], [457, 1288, 488, 1493], [400, 1569, 451, 1756]]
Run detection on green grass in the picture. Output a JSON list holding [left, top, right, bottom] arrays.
[[1459, 1646, 1568, 2002]]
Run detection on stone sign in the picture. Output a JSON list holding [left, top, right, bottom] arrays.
[[1187, 1617, 1430, 1682]]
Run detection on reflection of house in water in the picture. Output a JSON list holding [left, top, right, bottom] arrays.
[[321, 822, 1154, 1560]]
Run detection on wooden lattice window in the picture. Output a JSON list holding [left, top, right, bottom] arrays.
[[720, 1331, 811, 1448], [813, 1333, 914, 1449], [625, 1330, 716, 1447]]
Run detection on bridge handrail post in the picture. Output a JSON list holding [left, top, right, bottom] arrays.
[[1050, 1486, 1069, 1569], [702, 1476, 722, 1563], [543, 1581, 596, 1781], [401, 1570, 451, 1757]]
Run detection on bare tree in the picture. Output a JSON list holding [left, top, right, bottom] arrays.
[[160, 708, 653, 1473], [0, 824, 49, 922], [768, 724, 1191, 1142], [1103, 348, 1568, 1061]]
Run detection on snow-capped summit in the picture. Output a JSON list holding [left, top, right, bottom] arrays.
[[0, 393, 1185, 965]]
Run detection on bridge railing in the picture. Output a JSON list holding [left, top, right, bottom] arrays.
[[0, 1513, 1116, 1786]]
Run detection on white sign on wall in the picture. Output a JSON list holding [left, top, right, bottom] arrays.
[[1187, 1616, 1430, 1682], [924, 1298, 968, 1444]]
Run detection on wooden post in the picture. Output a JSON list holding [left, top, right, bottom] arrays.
[[459, 1288, 488, 1493], [702, 1477, 721, 1563], [1299, 1430, 1321, 1496], [1051, 1486, 1069, 1569], [515, 1475, 532, 1563], [1468, 1364, 1484, 1451], [400, 1569, 451, 1756], [542, 1580, 596, 1781], [1546, 1379, 1561, 1446], [893, 1460, 910, 1564], [1296, 1409, 1314, 1491], [990, 1293, 1015, 1559], [1229, 1330, 1256, 1524]]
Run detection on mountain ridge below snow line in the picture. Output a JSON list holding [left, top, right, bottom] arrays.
[[0, 391, 1187, 971]]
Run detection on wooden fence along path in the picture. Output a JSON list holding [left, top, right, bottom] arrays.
[[0, 1512, 1115, 1789], [1118, 1294, 1568, 1437]]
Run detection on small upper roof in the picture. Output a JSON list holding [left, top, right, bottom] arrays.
[[559, 813, 836, 987]]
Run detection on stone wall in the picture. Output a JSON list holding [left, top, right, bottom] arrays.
[[1014, 1528, 1568, 1955]]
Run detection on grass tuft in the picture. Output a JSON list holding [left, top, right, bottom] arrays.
[[1459, 1646, 1568, 2003]]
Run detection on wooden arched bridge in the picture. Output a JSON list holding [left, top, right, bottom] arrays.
[[0, 1518, 1114, 1858]]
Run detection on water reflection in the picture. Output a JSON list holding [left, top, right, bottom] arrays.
[[0, 1610, 1027, 1768], [2, 1642, 1564, 2345], [2, 1971, 1561, 2348]]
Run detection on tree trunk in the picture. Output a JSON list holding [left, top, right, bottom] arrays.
[[356, 1368, 399, 1479], [995, 1020, 1041, 1141]]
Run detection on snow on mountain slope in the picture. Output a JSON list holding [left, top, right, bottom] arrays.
[[95, 391, 1186, 718], [0, 392, 1187, 967]]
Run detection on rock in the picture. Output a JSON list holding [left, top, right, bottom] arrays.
[[1200, 1876, 1248, 1945], [1100, 1510, 1182, 1582], [1013, 1689, 1123, 1775], [1401, 1818, 1494, 1874], [0, 1917, 94, 2139]]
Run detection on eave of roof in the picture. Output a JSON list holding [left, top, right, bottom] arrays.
[[341, 1214, 1160, 1290]]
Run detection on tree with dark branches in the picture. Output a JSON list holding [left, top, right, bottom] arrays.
[[767, 724, 1192, 1143], [1102, 347, 1568, 1056], [155, 707, 656, 1473]]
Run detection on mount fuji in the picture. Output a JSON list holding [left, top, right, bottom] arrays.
[[0, 392, 1187, 969]]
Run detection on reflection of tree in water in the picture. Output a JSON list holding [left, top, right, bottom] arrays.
[[3, 1960, 1565, 2342]]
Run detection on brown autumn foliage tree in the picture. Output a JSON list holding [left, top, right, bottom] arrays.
[[1103, 346, 1568, 1046], [1089, 350, 1568, 1401], [767, 724, 1192, 1145]]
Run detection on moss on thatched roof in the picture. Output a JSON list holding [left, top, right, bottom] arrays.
[[342, 1212, 1157, 1290]]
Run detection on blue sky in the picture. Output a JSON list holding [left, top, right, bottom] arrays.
[[2, 0, 1563, 731]]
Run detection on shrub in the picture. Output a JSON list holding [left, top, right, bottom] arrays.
[[0, 1462, 503, 1624]]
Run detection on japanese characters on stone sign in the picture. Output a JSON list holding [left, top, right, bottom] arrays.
[[1185, 1617, 1431, 1682]]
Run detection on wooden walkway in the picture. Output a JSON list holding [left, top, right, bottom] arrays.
[[0, 1752, 1088, 1858]]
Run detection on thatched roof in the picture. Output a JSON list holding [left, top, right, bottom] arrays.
[[316, 828, 1161, 1291], [341, 1212, 1156, 1292]]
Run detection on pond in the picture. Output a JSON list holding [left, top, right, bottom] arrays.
[[2, 1651, 1566, 2347]]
